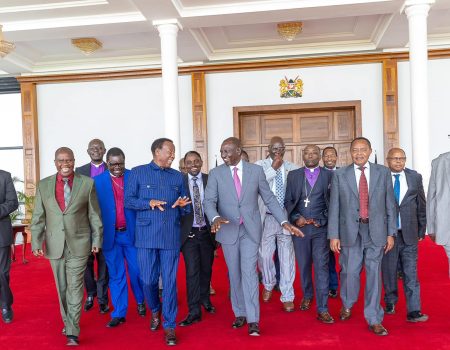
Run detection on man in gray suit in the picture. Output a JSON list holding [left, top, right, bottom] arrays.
[[0, 170, 18, 324], [204, 137, 302, 336], [256, 136, 298, 312], [328, 137, 396, 336], [381, 148, 428, 322], [427, 151, 450, 278]]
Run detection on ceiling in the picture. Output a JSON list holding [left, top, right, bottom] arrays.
[[0, 0, 449, 76]]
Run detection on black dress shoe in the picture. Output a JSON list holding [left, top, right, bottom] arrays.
[[202, 303, 216, 314], [66, 336, 79, 346], [385, 303, 395, 315], [84, 296, 94, 311], [232, 316, 247, 328], [137, 303, 146, 317], [248, 322, 260, 336], [150, 311, 161, 331], [99, 304, 110, 314], [106, 317, 126, 328], [2, 308, 13, 324], [178, 314, 201, 327], [164, 328, 177, 346], [407, 311, 429, 322]]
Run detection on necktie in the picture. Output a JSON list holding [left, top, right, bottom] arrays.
[[192, 177, 204, 225], [358, 166, 369, 219], [393, 174, 400, 228], [275, 169, 284, 207], [233, 167, 241, 199], [63, 178, 71, 209]]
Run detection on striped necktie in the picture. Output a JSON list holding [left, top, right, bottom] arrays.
[[63, 178, 71, 209]]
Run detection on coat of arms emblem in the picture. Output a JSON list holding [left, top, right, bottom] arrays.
[[279, 76, 303, 98]]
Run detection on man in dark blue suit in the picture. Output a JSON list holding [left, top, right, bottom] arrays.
[[125, 138, 191, 346], [94, 147, 146, 328]]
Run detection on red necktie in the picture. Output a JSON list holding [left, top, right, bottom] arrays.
[[359, 166, 369, 219]]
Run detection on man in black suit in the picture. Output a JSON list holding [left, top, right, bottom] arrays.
[[322, 146, 339, 298], [0, 170, 18, 323], [285, 145, 334, 323], [76, 138, 109, 313], [179, 151, 216, 326], [381, 148, 428, 322]]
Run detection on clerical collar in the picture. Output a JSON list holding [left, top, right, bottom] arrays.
[[109, 173, 124, 178], [91, 162, 104, 168], [306, 166, 319, 173]]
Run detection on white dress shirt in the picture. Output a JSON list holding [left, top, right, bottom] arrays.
[[391, 170, 408, 229], [354, 162, 370, 191]]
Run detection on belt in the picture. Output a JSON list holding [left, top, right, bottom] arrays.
[[359, 218, 369, 224], [191, 226, 208, 232], [116, 227, 127, 232]]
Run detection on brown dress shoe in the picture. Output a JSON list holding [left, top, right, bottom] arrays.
[[317, 312, 335, 324], [262, 288, 272, 303], [300, 298, 312, 311], [164, 328, 177, 346], [339, 307, 351, 321], [150, 311, 161, 331], [232, 316, 247, 328], [369, 324, 388, 336], [283, 301, 295, 312]]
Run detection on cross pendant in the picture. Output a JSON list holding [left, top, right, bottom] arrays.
[[304, 198, 310, 208]]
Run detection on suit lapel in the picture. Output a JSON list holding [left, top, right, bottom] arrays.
[[223, 165, 239, 202], [344, 165, 359, 199], [48, 175, 61, 212], [369, 163, 380, 200], [240, 161, 250, 202], [400, 170, 412, 207], [65, 174, 83, 213]]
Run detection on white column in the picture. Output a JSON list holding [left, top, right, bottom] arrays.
[[154, 19, 182, 158], [402, 0, 434, 181]]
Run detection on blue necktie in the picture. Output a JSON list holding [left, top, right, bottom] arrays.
[[393, 174, 400, 228]]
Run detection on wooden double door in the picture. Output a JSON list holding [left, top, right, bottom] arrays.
[[234, 101, 362, 167]]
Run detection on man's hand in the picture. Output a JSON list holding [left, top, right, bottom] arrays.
[[211, 217, 229, 233], [295, 216, 306, 228], [172, 196, 192, 208], [282, 223, 304, 237], [32, 249, 44, 257], [92, 246, 99, 253], [330, 239, 341, 253], [384, 236, 395, 254], [272, 155, 283, 170], [149, 199, 167, 211], [428, 233, 436, 243]]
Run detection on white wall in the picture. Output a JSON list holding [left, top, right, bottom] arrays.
[[206, 63, 384, 169], [398, 58, 450, 169], [37, 76, 192, 178]]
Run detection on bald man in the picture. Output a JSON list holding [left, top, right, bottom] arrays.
[[381, 148, 428, 322]]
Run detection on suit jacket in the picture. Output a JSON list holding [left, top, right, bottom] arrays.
[[427, 152, 450, 245], [204, 161, 286, 245], [31, 173, 103, 259], [180, 173, 215, 248], [396, 168, 426, 244], [124, 161, 190, 250], [255, 158, 299, 223], [285, 166, 332, 227], [94, 169, 136, 250], [0, 170, 19, 247], [76, 162, 107, 178], [328, 162, 397, 247]]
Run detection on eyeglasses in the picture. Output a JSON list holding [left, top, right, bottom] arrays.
[[387, 157, 406, 162], [108, 162, 125, 168], [271, 147, 286, 152]]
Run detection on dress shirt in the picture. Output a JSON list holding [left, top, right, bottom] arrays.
[[90, 162, 105, 178], [391, 170, 408, 229], [230, 160, 243, 184], [188, 173, 206, 227], [110, 174, 126, 229], [354, 162, 370, 192], [55, 173, 74, 211]]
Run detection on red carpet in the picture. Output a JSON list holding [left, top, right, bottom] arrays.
[[2, 239, 450, 350]]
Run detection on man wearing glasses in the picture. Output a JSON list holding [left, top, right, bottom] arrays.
[[94, 147, 146, 328], [381, 148, 428, 323], [31, 147, 103, 345], [255, 136, 298, 312]]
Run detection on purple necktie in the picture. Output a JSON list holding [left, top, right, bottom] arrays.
[[233, 167, 241, 199], [233, 167, 243, 224]]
